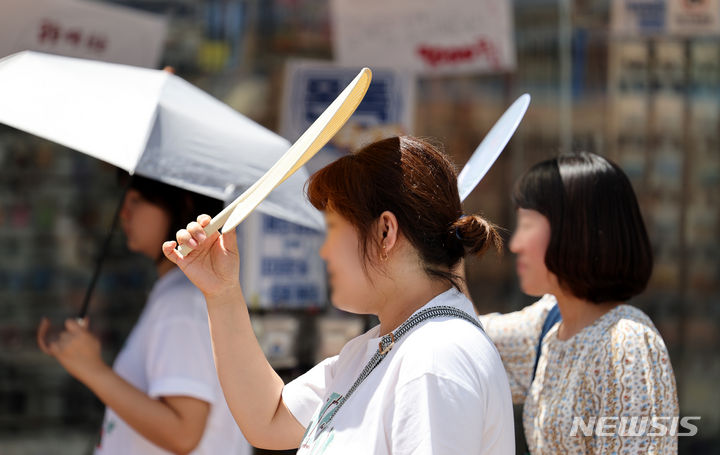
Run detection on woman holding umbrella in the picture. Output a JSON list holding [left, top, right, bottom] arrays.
[[37, 176, 251, 455], [163, 136, 515, 453], [478, 152, 679, 454]]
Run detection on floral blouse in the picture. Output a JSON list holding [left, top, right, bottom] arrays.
[[479, 295, 679, 454]]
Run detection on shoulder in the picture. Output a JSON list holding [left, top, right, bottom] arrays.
[[582, 306, 679, 415], [148, 274, 208, 324], [603, 305, 666, 348], [395, 313, 506, 394], [586, 305, 672, 368], [479, 294, 557, 336]]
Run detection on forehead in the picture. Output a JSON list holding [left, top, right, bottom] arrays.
[[126, 188, 143, 199], [324, 210, 362, 237], [125, 188, 157, 209], [324, 209, 349, 226]]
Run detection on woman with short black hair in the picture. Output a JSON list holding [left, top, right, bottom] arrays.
[[479, 151, 678, 454]]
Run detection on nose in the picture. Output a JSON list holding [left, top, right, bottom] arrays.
[[120, 194, 132, 222], [509, 231, 521, 254], [318, 237, 329, 261]]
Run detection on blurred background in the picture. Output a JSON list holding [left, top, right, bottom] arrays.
[[0, 0, 718, 453]]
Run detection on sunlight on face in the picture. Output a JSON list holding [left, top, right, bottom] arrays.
[[319, 210, 375, 314], [509, 208, 558, 297]]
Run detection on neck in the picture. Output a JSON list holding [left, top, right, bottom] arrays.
[[554, 289, 621, 340], [376, 279, 450, 336], [156, 258, 176, 278]]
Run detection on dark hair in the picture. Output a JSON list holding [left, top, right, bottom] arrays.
[[307, 136, 501, 290], [512, 151, 653, 303], [121, 173, 224, 241]]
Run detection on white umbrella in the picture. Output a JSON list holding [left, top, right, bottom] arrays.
[[0, 50, 324, 231]]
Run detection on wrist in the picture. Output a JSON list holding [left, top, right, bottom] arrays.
[[204, 283, 244, 305], [72, 358, 112, 385]]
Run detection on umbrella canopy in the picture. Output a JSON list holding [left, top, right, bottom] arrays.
[[0, 50, 323, 231]]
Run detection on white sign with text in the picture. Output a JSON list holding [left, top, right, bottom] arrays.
[[611, 0, 720, 36], [330, 0, 516, 75], [0, 0, 166, 68]]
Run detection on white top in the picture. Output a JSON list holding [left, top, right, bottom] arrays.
[[283, 288, 514, 455], [480, 295, 679, 454], [95, 268, 252, 455]]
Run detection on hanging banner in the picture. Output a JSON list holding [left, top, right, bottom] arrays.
[[611, 0, 720, 36], [330, 0, 515, 75], [0, 0, 167, 68]]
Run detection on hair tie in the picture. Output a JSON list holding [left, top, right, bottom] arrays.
[[455, 214, 467, 241]]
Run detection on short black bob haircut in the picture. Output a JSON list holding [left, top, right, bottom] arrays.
[[512, 151, 653, 303]]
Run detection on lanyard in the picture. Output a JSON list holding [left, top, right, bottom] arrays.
[[318, 305, 484, 431]]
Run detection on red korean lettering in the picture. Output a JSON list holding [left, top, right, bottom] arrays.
[[38, 20, 60, 44], [86, 35, 108, 53], [65, 29, 83, 46]]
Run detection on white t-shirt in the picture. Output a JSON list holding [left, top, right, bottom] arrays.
[[283, 288, 514, 455], [95, 268, 252, 455]]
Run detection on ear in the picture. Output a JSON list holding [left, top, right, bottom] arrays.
[[376, 211, 399, 253]]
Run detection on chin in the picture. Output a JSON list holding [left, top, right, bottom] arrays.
[[330, 292, 366, 315], [125, 241, 148, 257], [330, 297, 356, 314], [519, 281, 546, 298]]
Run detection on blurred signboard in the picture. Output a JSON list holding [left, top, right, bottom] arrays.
[[611, 0, 720, 36], [239, 213, 327, 310], [668, 0, 720, 35], [281, 59, 415, 174], [330, 0, 516, 75], [0, 0, 167, 68]]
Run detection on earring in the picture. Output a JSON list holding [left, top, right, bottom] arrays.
[[381, 243, 389, 262]]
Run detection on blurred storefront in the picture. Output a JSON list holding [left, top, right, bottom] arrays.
[[0, 0, 718, 453]]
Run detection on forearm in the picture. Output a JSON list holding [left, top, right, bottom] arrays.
[[206, 285, 304, 449], [83, 365, 202, 453]]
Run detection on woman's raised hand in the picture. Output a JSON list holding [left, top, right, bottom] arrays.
[[162, 214, 241, 299]]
